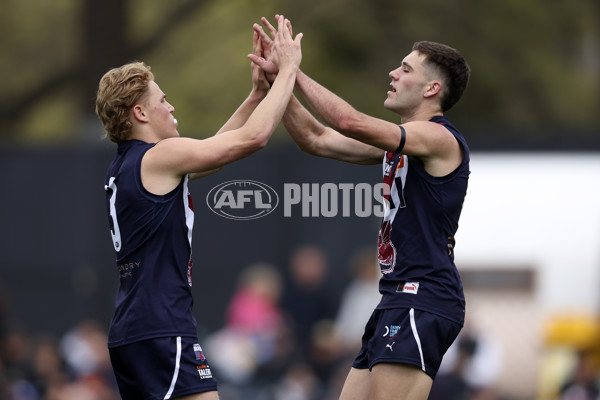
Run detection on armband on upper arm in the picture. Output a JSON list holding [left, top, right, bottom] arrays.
[[395, 125, 406, 153]]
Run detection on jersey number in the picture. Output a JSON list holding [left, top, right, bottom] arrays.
[[105, 177, 122, 252]]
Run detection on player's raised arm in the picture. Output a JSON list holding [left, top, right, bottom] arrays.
[[292, 68, 405, 152], [282, 95, 383, 165], [249, 16, 383, 165], [215, 30, 272, 135], [253, 17, 464, 177], [185, 31, 273, 180], [141, 15, 302, 193]]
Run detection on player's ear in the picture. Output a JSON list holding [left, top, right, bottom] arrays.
[[424, 80, 442, 98], [132, 104, 148, 122]]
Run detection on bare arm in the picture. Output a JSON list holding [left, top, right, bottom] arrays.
[[251, 18, 401, 151], [294, 70, 462, 176], [250, 17, 381, 165], [283, 95, 383, 165], [215, 31, 271, 135], [142, 15, 303, 194], [253, 17, 462, 176], [293, 69, 407, 153], [187, 32, 272, 180]]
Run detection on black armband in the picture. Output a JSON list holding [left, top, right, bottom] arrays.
[[395, 125, 406, 153]]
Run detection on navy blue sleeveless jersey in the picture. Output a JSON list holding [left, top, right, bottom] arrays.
[[104, 140, 197, 347], [376, 116, 469, 325]]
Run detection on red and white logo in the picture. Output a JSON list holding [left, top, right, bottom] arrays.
[[399, 282, 419, 294]]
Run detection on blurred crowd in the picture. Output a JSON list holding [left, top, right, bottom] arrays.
[[0, 318, 119, 400], [0, 244, 381, 400], [1, 245, 598, 400], [204, 245, 381, 400]]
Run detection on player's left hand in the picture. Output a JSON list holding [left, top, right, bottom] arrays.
[[251, 30, 271, 92], [248, 15, 295, 77]]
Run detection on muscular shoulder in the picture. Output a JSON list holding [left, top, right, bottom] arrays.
[[140, 138, 189, 195], [402, 120, 463, 176]]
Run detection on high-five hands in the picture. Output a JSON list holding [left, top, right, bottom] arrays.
[[250, 30, 271, 93], [248, 15, 301, 76]]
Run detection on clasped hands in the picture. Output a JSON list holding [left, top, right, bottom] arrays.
[[248, 15, 302, 85]]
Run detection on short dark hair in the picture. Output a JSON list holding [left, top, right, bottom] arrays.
[[412, 41, 470, 112]]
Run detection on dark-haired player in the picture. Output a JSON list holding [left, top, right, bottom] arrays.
[[252, 17, 471, 400]]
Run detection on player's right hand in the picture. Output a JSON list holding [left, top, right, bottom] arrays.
[[248, 15, 302, 75]]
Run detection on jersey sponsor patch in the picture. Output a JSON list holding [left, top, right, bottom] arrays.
[[397, 281, 419, 294], [382, 324, 402, 338], [378, 221, 396, 270], [193, 343, 206, 361], [383, 324, 402, 352], [197, 365, 213, 379]]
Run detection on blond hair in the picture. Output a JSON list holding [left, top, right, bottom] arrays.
[[95, 62, 154, 143]]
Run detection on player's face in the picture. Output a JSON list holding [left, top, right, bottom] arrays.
[[384, 50, 430, 114], [144, 80, 179, 139]]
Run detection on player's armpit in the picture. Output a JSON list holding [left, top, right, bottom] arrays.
[[188, 168, 222, 180]]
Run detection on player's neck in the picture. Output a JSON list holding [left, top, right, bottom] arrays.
[[400, 108, 443, 123], [128, 126, 159, 144]]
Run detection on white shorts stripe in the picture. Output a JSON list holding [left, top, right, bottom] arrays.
[[164, 336, 182, 399], [409, 308, 426, 372]]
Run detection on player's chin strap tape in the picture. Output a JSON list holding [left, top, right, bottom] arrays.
[[395, 125, 406, 153]]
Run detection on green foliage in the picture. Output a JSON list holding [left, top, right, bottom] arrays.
[[0, 0, 598, 146]]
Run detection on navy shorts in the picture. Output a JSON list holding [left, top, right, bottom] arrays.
[[109, 336, 218, 400], [352, 308, 461, 379]]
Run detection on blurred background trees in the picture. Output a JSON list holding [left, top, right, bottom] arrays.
[[0, 0, 598, 148], [0, 3, 598, 398]]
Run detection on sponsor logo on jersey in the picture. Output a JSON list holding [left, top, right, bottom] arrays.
[[197, 365, 213, 379], [193, 343, 206, 361], [206, 180, 278, 220], [117, 261, 141, 278], [378, 221, 396, 271], [397, 281, 419, 294], [377, 152, 407, 273], [383, 324, 402, 337]]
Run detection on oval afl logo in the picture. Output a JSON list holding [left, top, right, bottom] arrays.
[[206, 180, 279, 220]]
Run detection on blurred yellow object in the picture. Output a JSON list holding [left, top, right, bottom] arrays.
[[544, 313, 600, 351], [539, 314, 600, 400]]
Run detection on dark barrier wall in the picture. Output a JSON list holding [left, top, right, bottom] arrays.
[[0, 141, 382, 337]]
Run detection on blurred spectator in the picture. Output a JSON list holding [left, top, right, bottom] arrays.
[[30, 335, 67, 397], [280, 245, 338, 357], [0, 318, 120, 400], [59, 320, 113, 382], [206, 262, 287, 387], [225, 262, 283, 339], [2, 330, 32, 383], [271, 361, 322, 400], [429, 332, 477, 400], [460, 331, 502, 392], [430, 329, 503, 400], [559, 350, 600, 400], [54, 320, 118, 400], [307, 319, 345, 388], [333, 247, 380, 354], [2, 330, 37, 400]]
